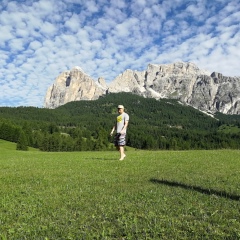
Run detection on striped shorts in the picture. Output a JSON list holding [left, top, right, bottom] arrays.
[[114, 133, 126, 146]]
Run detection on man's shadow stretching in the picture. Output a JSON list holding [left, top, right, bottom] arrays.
[[150, 178, 240, 201]]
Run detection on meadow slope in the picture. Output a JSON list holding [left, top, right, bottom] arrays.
[[0, 140, 240, 239]]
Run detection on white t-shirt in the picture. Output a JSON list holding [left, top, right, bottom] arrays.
[[116, 112, 129, 133]]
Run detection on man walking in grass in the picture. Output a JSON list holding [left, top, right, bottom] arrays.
[[110, 105, 129, 160]]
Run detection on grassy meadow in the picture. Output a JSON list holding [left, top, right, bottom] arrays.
[[0, 139, 240, 239]]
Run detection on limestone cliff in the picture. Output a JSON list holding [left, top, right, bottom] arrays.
[[44, 62, 240, 114], [108, 62, 240, 114], [44, 66, 107, 109]]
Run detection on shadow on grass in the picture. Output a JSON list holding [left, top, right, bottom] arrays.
[[150, 178, 240, 201], [85, 157, 118, 161]]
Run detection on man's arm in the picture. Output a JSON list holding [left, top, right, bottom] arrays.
[[110, 126, 115, 136], [120, 120, 129, 134]]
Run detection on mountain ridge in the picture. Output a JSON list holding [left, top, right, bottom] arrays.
[[44, 62, 240, 115]]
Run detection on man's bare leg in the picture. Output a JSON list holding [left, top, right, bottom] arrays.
[[119, 146, 126, 160]]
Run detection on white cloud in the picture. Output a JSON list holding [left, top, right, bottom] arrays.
[[32, 0, 56, 17], [0, 0, 239, 107], [110, 0, 126, 9], [85, 0, 99, 13], [0, 26, 13, 44], [114, 18, 139, 38], [40, 21, 58, 37], [29, 40, 43, 50], [8, 38, 26, 52], [64, 14, 81, 32]]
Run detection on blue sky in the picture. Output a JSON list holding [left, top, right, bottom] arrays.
[[0, 0, 239, 107]]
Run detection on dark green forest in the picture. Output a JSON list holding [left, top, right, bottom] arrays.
[[1, 93, 240, 151]]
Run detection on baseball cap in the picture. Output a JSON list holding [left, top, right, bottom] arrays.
[[118, 105, 124, 109]]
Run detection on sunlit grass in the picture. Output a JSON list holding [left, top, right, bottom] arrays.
[[0, 140, 240, 239]]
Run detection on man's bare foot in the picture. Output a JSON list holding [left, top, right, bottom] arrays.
[[119, 154, 126, 161]]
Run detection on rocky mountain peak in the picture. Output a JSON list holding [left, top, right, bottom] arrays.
[[44, 66, 106, 109], [97, 77, 108, 89], [44, 62, 240, 114]]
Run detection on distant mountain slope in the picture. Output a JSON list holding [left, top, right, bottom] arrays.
[[56, 92, 218, 131], [2, 92, 240, 129], [44, 62, 240, 115], [1, 93, 240, 151], [2, 92, 240, 128]]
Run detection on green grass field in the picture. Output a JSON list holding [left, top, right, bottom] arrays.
[[0, 139, 240, 239]]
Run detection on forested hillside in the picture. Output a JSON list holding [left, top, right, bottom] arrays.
[[0, 93, 240, 151]]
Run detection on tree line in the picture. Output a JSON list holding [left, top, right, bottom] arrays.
[[0, 93, 240, 151]]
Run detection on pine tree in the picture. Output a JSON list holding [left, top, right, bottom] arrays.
[[16, 130, 28, 151]]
